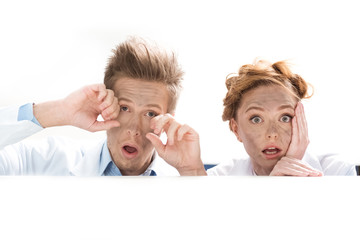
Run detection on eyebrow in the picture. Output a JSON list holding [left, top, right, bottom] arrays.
[[245, 106, 264, 113], [118, 98, 163, 110], [146, 104, 163, 110], [245, 104, 295, 113], [278, 104, 295, 111]]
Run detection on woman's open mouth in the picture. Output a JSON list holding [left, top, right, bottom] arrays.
[[262, 147, 282, 159]]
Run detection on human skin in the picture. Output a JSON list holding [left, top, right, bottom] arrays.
[[34, 79, 205, 176], [230, 85, 323, 176], [106, 78, 170, 175], [146, 114, 207, 175]]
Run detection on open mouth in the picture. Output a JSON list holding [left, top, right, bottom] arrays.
[[123, 145, 137, 154], [262, 147, 280, 155], [121, 145, 139, 159], [262, 147, 282, 159]]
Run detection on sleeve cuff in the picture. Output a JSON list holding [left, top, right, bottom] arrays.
[[17, 103, 43, 127]]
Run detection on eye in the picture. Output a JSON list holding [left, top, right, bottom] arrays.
[[280, 115, 292, 123], [120, 106, 129, 112], [250, 116, 263, 124], [145, 111, 158, 118]]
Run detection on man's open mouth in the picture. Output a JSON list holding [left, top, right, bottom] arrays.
[[123, 145, 138, 154]]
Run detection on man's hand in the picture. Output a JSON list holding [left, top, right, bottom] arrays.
[[145, 114, 207, 176], [270, 102, 322, 176], [33, 84, 120, 132]]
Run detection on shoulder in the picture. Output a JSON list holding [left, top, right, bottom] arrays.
[[207, 157, 253, 176], [2, 136, 104, 175], [304, 151, 356, 176]]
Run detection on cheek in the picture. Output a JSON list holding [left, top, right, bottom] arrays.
[[106, 126, 124, 144], [117, 113, 153, 133], [241, 128, 262, 149], [278, 124, 292, 144], [117, 112, 131, 125]]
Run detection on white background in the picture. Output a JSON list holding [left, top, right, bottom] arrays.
[[1, 1, 360, 239], [1, 0, 359, 164], [1, 176, 359, 240]]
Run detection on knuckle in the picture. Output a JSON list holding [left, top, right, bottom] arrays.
[[164, 113, 174, 119], [107, 89, 114, 96]]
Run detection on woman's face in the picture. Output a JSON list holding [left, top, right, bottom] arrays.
[[231, 85, 298, 175]]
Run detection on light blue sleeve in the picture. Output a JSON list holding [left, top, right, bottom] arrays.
[[0, 104, 43, 149], [17, 103, 42, 126]]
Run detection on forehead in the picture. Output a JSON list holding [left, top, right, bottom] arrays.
[[239, 85, 297, 110], [113, 77, 169, 110]]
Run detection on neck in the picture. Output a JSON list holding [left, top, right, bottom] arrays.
[[251, 160, 275, 176], [115, 152, 155, 176]]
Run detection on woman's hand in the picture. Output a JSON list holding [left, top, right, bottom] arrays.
[[270, 156, 322, 176], [270, 102, 323, 176], [146, 114, 207, 176], [286, 102, 309, 159]]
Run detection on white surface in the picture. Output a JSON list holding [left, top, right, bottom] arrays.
[[0, 176, 359, 240], [1, 0, 359, 164]]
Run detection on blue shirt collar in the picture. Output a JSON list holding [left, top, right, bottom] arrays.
[[100, 141, 157, 176]]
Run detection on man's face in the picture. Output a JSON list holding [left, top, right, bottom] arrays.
[[231, 85, 297, 175], [107, 77, 169, 175]]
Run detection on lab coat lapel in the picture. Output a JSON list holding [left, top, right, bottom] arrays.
[[70, 139, 105, 176]]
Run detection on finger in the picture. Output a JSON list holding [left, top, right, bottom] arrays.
[[281, 157, 322, 175], [82, 84, 106, 102], [152, 114, 174, 134], [296, 102, 304, 138], [288, 102, 309, 159], [284, 164, 317, 176], [99, 89, 115, 111], [272, 160, 313, 176], [86, 84, 107, 101], [177, 124, 195, 141], [167, 121, 181, 145], [146, 133, 166, 156], [101, 97, 120, 121], [292, 115, 299, 143], [89, 120, 120, 132], [93, 84, 107, 102], [298, 102, 309, 140], [274, 167, 311, 176], [286, 116, 299, 157]]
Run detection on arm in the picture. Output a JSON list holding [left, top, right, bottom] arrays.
[[33, 84, 120, 131], [0, 84, 120, 149], [0, 84, 120, 174], [146, 114, 207, 176], [0, 104, 43, 149], [270, 102, 323, 177]]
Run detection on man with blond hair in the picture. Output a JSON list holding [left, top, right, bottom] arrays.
[[0, 37, 206, 176]]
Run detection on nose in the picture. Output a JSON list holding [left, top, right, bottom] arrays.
[[266, 122, 278, 140], [126, 117, 141, 137]]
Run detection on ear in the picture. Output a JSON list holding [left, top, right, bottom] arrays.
[[230, 118, 243, 142]]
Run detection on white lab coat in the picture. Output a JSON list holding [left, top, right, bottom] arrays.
[[0, 105, 179, 176], [207, 151, 356, 176]]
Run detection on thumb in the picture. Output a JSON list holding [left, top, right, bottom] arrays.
[[146, 133, 166, 156], [89, 120, 120, 132]]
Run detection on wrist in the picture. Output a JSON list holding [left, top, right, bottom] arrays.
[[33, 99, 69, 127], [177, 165, 207, 176]]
